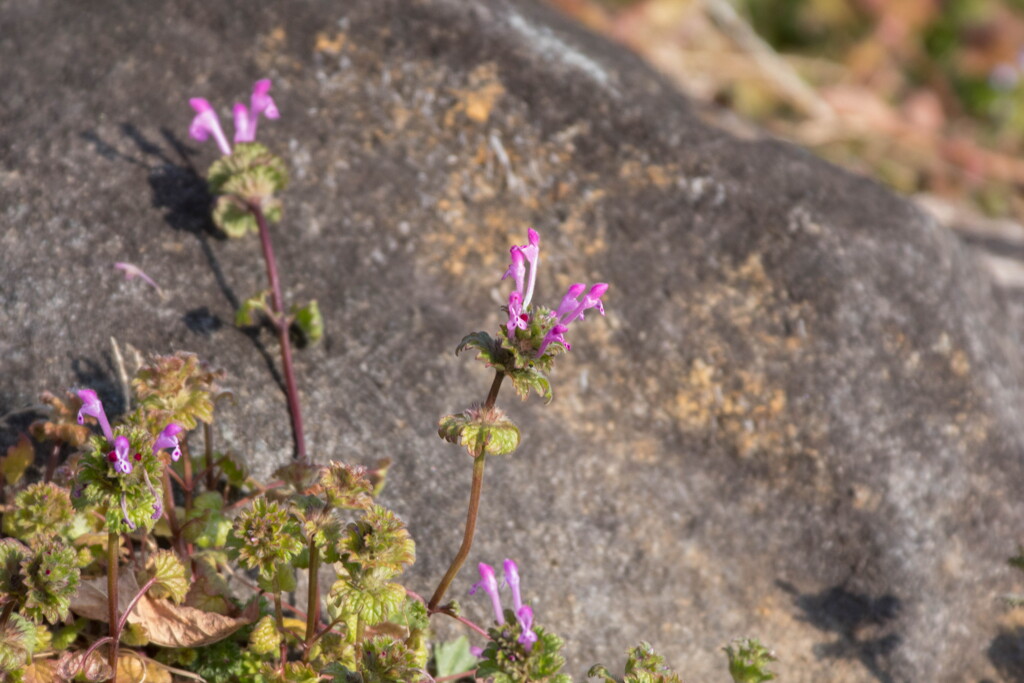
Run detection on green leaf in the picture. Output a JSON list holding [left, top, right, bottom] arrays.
[[236, 290, 272, 327], [438, 409, 520, 457], [291, 300, 324, 345], [456, 331, 505, 366], [0, 613, 36, 673], [433, 636, 478, 678], [724, 638, 777, 683], [508, 367, 553, 403], [218, 451, 250, 487], [146, 550, 189, 604], [1, 434, 34, 486], [345, 581, 406, 626], [249, 615, 282, 657]]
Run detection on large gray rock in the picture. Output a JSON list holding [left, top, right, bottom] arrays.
[[3, 0, 1024, 680]]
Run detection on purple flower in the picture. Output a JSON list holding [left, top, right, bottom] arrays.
[[107, 435, 133, 475], [506, 291, 529, 339], [114, 262, 162, 294], [153, 423, 183, 461], [469, 562, 504, 625], [498, 230, 608, 356], [189, 98, 232, 156], [502, 229, 541, 329], [189, 79, 280, 155], [76, 389, 113, 442], [503, 558, 523, 611], [234, 79, 280, 143], [515, 605, 538, 652]]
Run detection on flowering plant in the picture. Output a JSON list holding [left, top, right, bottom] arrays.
[[0, 79, 776, 683]]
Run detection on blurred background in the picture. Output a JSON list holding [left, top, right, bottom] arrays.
[[544, 0, 1024, 268]]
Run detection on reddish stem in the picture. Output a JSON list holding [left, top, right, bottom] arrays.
[[248, 201, 307, 462]]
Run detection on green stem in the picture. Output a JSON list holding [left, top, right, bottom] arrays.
[[161, 468, 186, 559], [428, 453, 488, 610], [107, 531, 120, 683], [484, 371, 504, 411], [304, 539, 321, 653]]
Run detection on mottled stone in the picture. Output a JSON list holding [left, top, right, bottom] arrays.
[[3, 0, 1024, 680]]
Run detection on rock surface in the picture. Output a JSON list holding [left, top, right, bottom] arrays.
[[3, 0, 1024, 680]]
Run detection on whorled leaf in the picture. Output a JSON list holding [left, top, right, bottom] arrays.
[[455, 331, 507, 368], [319, 461, 374, 510], [1, 434, 35, 487], [438, 407, 520, 457], [227, 496, 304, 579], [724, 638, 777, 683], [507, 367, 553, 404], [4, 482, 74, 546], [20, 539, 80, 624], [0, 613, 36, 673], [338, 506, 415, 579], [249, 614, 282, 657], [131, 351, 223, 431]]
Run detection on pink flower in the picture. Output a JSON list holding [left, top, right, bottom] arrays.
[[469, 562, 504, 625], [189, 79, 280, 155], [77, 389, 113, 442], [153, 423, 183, 462]]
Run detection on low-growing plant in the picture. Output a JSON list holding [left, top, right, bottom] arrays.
[[0, 78, 774, 682]]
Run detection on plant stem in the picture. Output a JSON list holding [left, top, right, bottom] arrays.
[[180, 441, 194, 514], [204, 423, 215, 491], [428, 453, 488, 610], [427, 371, 503, 610], [0, 600, 15, 631], [484, 371, 504, 411], [304, 538, 321, 652], [161, 469, 186, 559], [107, 531, 120, 683], [249, 202, 307, 463], [116, 576, 158, 634]]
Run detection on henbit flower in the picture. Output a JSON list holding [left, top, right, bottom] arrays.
[[502, 229, 540, 307], [234, 79, 279, 143], [515, 605, 538, 652], [153, 423, 183, 461], [506, 291, 529, 339], [114, 262, 162, 294], [537, 282, 608, 357], [189, 98, 232, 156], [536, 323, 570, 358], [189, 79, 280, 154], [107, 435, 133, 475], [469, 562, 504, 625], [557, 283, 608, 325], [76, 389, 113, 442], [503, 558, 523, 611]]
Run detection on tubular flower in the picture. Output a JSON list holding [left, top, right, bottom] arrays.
[[76, 389, 113, 442], [499, 230, 608, 357], [515, 605, 538, 652], [189, 79, 280, 155], [107, 435, 133, 475], [503, 558, 523, 611], [153, 423, 183, 462], [469, 562, 504, 625], [471, 558, 539, 652]]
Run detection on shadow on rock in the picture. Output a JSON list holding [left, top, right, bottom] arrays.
[[989, 627, 1024, 682], [778, 580, 902, 683]]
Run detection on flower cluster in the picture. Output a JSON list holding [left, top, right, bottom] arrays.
[[470, 559, 538, 651], [501, 229, 608, 358], [189, 79, 280, 156], [76, 389, 181, 525]]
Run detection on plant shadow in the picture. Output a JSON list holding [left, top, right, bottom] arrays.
[[778, 580, 902, 683], [79, 124, 288, 397]]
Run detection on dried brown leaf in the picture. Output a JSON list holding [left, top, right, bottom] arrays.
[[116, 652, 173, 683], [130, 595, 258, 648], [68, 573, 139, 622]]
